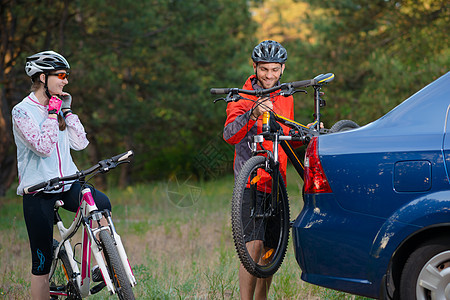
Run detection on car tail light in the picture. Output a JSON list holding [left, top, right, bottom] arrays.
[[304, 137, 332, 194]]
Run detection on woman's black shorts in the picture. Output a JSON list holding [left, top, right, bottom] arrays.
[[23, 181, 111, 275]]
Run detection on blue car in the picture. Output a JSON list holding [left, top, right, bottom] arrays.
[[292, 72, 450, 299]]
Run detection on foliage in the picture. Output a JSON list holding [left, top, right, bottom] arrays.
[[277, 0, 449, 126], [0, 0, 448, 193], [0, 0, 256, 192], [251, 0, 320, 43], [64, 0, 257, 182]]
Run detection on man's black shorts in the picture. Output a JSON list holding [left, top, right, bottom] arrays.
[[241, 188, 281, 249]]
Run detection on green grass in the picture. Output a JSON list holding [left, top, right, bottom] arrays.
[[0, 167, 373, 299]]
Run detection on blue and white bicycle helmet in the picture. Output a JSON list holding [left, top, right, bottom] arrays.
[[252, 40, 287, 64], [25, 50, 70, 77]]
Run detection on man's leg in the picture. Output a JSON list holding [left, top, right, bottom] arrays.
[[240, 240, 272, 300], [255, 271, 273, 299], [239, 262, 257, 300], [255, 245, 274, 300]]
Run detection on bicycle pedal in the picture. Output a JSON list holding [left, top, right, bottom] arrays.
[[91, 265, 103, 282], [50, 284, 66, 292], [90, 282, 106, 295]]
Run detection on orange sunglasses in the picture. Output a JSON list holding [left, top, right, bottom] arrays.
[[48, 72, 69, 80]]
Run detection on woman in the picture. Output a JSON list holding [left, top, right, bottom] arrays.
[[12, 50, 110, 299]]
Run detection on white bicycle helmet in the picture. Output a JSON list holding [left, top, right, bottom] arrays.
[[25, 50, 70, 77], [252, 40, 287, 64]]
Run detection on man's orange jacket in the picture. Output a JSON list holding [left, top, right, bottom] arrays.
[[223, 75, 295, 191]]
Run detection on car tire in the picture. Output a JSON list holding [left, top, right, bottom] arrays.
[[329, 119, 359, 133], [399, 237, 450, 300]]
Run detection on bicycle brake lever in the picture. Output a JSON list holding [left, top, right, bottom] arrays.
[[213, 98, 225, 103], [43, 177, 62, 192], [99, 159, 115, 173], [116, 160, 131, 166], [280, 84, 307, 96], [222, 94, 243, 103], [292, 89, 307, 95], [213, 95, 243, 104]]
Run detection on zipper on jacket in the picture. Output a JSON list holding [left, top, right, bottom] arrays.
[[56, 143, 65, 192]]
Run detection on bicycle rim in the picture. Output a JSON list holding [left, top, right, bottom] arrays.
[[99, 230, 135, 300], [231, 156, 290, 278]]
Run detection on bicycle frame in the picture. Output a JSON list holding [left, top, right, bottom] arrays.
[[248, 109, 321, 218], [252, 111, 314, 180], [50, 187, 136, 298]]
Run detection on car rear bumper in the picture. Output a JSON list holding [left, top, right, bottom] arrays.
[[292, 193, 384, 298]]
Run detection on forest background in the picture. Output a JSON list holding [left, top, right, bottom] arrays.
[[0, 0, 448, 195]]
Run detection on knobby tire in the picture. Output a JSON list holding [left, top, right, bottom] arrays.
[[99, 230, 135, 300], [329, 119, 359, 133], [231, 155, 290, 278]]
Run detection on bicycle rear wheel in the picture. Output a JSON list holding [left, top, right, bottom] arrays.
[[49, 239, 81, 299], [99, 230, 135, 300], [231, 155, 290, 278], [329, 119, 359, 132]]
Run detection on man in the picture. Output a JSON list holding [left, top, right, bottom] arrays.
[[223, 40, 293, 299]]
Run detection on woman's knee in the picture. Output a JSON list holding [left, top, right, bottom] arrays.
[[92, 189, 111, 211]]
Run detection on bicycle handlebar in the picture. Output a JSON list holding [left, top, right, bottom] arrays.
[[210, 73, 334, 97], [23, 150, 134, 194], [210, 80, 314, 96]]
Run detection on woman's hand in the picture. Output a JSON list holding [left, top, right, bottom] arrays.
[[61, 92, 72, 110], [48, 96, 62, 116]]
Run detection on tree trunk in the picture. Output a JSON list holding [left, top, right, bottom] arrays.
[[0, 87, 17, 196], [87, 135, 107, 191]]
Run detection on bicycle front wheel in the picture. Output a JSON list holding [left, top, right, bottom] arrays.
[[231, 156, 290, 278], [99, 230, 135, 300]]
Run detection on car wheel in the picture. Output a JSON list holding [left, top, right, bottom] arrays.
[[399, 237, 450, 300]]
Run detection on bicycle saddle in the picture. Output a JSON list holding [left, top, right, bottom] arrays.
[[314, 73, 335, 85]]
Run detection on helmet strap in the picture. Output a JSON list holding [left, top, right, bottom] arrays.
[[43, 74, 52, 99]]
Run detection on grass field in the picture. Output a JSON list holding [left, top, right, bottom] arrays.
[[0, 166, 373, 299]]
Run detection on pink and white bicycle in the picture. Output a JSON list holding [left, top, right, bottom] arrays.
[[24, 151, 136, 299]]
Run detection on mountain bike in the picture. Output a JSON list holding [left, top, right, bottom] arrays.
[[211, 73, 359, 278], [24, 151, 136, 299]]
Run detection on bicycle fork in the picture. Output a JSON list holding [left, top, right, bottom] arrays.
[[80, 188, 137, 295], [262, 111, 282, 214]]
